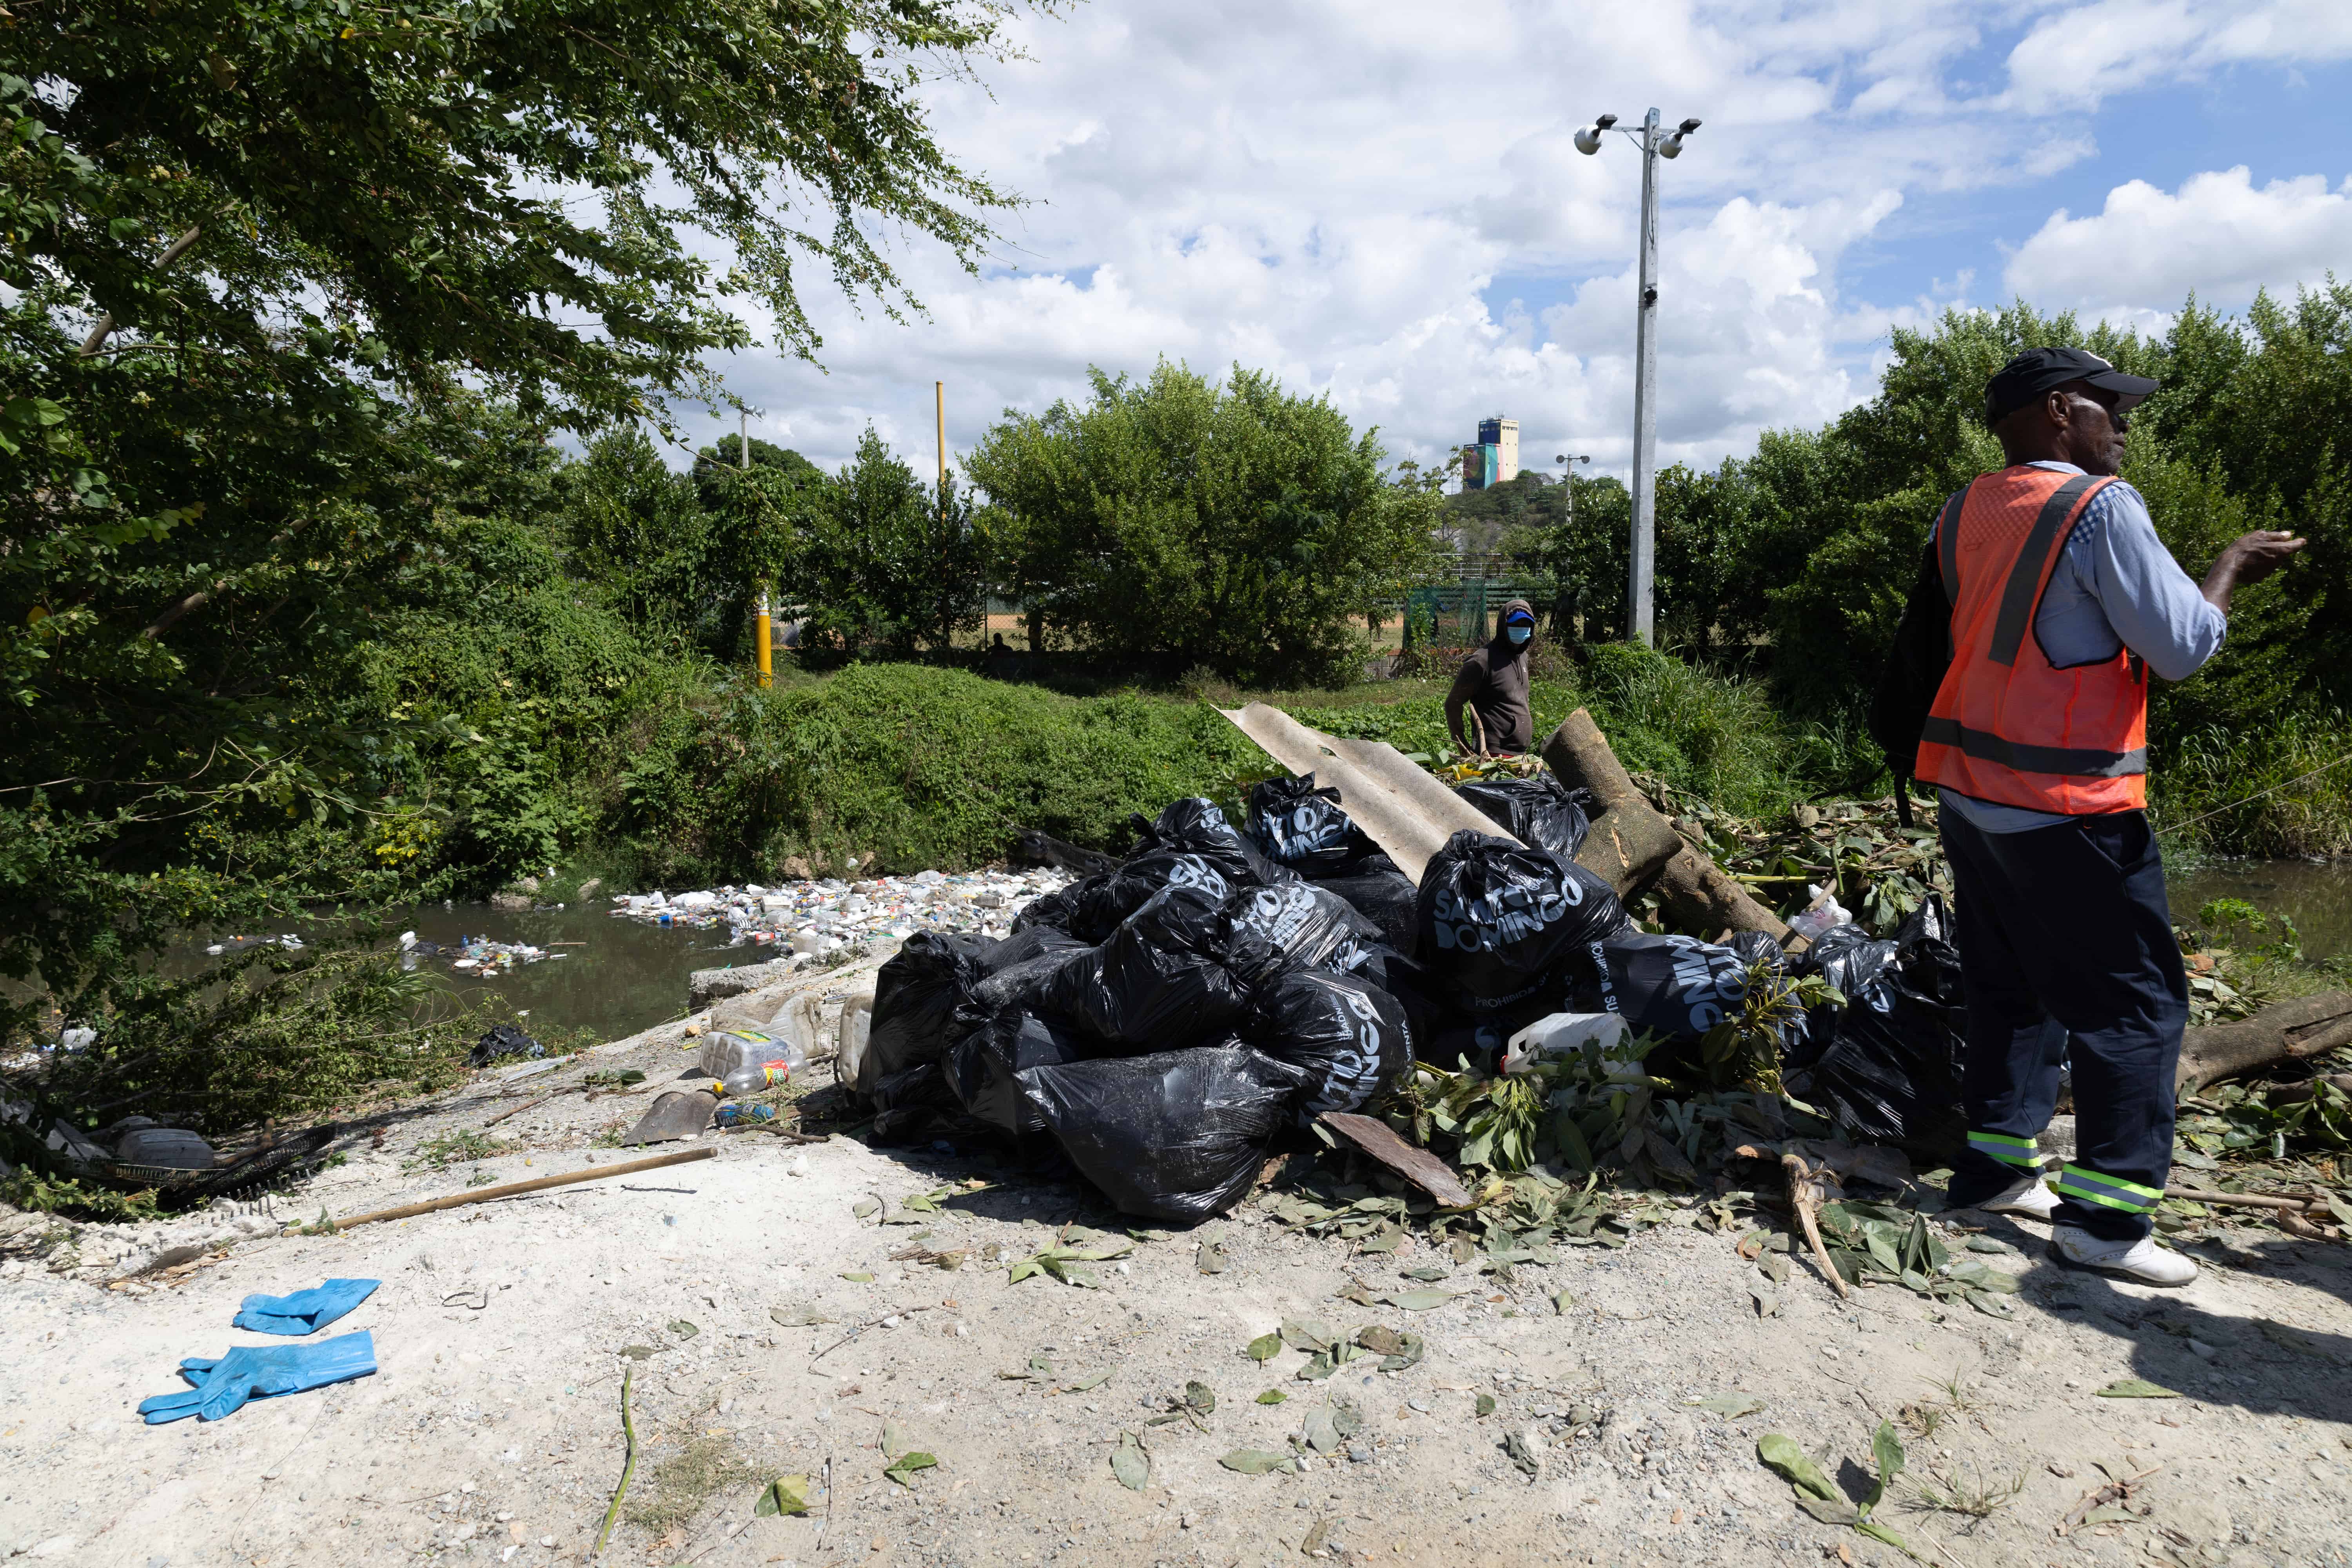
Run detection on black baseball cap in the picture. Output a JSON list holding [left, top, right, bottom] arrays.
[[1984, 347, 2158, 426]]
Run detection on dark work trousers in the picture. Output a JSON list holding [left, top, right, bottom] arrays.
[[1939, 808, 2187, 1241]]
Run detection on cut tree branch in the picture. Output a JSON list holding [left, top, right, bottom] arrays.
[[79, 225, 203, 357]]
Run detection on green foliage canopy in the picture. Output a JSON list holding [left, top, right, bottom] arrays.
[[965, 362, 1444, 684]]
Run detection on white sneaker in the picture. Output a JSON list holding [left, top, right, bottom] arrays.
[[1975, 1171, 2060, 1221], [2050, 1227, 2199, 1287]]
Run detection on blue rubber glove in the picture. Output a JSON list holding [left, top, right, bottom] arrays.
[[138, 1331, 377, 1424], [232, 1278, 380, 1336]]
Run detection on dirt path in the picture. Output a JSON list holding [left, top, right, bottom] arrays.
[[6, 1022, 2352, 1567]]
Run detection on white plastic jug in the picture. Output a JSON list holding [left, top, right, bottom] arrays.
[[697, 1029, 805, 1094], [1503, 1011, 1633, 1076], [835, 994, 874, 1089], [767, 991, 832, 1064]]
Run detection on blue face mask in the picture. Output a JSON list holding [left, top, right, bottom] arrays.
[[1506, 624, 1532, 645]]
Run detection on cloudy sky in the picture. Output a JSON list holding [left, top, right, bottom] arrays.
[[684, 0, 2352, 487]]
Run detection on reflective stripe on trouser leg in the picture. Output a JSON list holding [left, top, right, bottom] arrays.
[[2053, 1164, 2163, 1215], [1967, 1131, 2042, 1169]]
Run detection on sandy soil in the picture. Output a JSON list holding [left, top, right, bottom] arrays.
[[6, 973, 2352, 1568]]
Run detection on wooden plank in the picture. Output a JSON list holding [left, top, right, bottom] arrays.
[[1319, 1111, 1473, 1208]]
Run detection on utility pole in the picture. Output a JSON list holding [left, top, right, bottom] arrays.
[[1575, 107, 1699, 647], [1554, 453, 1590, 640], [936, 380, 946, 521], [742, 408, 769, 686], [1628, 108, 1661, 646]]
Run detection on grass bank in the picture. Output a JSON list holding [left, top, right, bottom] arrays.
[[577, 643, 1864, 886]]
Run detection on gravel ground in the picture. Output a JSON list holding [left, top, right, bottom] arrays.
[[6, 961, 2352, 1567]]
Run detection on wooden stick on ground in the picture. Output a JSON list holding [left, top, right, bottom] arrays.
[[2165, 1186, 2328, 1218], [323, 1146, 715, 1229], [1781, 1151, 1850, 1301], [481, 1093, 554, 1129]]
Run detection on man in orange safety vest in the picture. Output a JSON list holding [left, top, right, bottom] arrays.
[[1873, 347, 2303, 1286]]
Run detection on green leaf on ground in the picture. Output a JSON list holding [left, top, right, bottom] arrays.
[[1256, 1388, 1287, 1405], [1474, 1394, 1495, 1418], [1687, 1394, 1765, 1418], [882, 1451, 937, 1486], [1379, 1289, 1457, 1310], [1110, 1432, 1149, 1493], [753, 1474, 812, 1517], [1280, 1318, 1337, 1351], [1218, 1449, 1292, 1474], [1245, 1332, 1282, 1362], [1757, 1433, 1838, 1500], [2096, 1378, 2182, 1399]]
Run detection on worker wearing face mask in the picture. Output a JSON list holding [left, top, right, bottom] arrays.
[[1445, 599, 1539, 757]]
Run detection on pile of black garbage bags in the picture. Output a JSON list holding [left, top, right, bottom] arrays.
[[852, 776, 1969, 1225]]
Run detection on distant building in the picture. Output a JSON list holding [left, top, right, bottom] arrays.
[[1460, 416, 1519, 491]]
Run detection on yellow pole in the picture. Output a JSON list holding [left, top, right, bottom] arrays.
[[755, 583, 773, 688]]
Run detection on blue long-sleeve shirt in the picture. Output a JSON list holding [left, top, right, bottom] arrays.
[[1932, 461, 2224, 831]]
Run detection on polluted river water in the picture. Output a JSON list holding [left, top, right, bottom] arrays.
[[165, 860, 2350, 1050], [178, 868, 1072, 1044]]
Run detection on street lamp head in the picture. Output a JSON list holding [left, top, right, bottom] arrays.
[[1595, 113, 1618, 130], [1678, 118, 1702, 134], [1658, 132, 1686, 159], [1573, 124, 1603, 156]]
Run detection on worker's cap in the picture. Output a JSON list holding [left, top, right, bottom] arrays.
[[1984, 347, 2158, 425], [1502, 606, 1535, 624]]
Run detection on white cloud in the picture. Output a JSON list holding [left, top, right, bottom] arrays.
[[2002, 0, 2352, 113], [662, 1, 2352, 485], [2004, 167, 2352, 314]]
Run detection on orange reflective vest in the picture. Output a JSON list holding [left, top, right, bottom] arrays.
[[1914, 466, 2148, 814]]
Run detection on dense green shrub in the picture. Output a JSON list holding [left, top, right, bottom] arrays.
[[606, 663, 1269, 881], [965, 362, 1443, 684]]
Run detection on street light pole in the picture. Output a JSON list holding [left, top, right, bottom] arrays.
[[1576, 106, 1699, 648], [1554, 452, 1590, 640], [1628, 109, 1662, 646]]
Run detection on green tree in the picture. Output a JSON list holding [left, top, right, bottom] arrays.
[[966, 362, 1441, 684], [0, 0, 1043, 1045], [798, 428, 984, 656]]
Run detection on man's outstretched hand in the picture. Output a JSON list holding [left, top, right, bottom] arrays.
[[2203, 529, 2307, 613]]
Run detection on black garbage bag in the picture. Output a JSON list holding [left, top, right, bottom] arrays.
[[1453, 776, 1595, 861], [1789, 895, 1966, 1160], [968, 927, 1091, 1008], [1572, 930, 1752, 1044], [1309, 867, 1419, 955], [1038, 886, 1288, 1054], [1011, 800, 1292, 944], [1248, 969, 1412, 1121], [1245, 773, 1385, 877], [946, 1009, 1090, 1138], [858, 931, 990, 1097], [1017, 1044, 1310, 1222], [1417, 831, 1626, 1009], [1797, 922, 1899, 998], [468, 1024, 543, 1069], [1223, 880, 1385, 977], [1723, 929, 1789, 974], [1134, 796, 1297, 887]]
